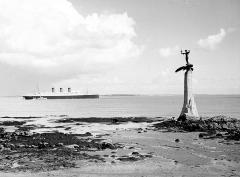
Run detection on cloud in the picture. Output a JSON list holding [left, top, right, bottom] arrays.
[[197, 28, 226, 50], [0, 0, 141, 77], [159, 46, 179, 57]]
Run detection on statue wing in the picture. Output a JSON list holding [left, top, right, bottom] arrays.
[[175, 66, 186, 72]]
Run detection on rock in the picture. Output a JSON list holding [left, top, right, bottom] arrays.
[[11, 135, 18, 141], [25, 131, 33, 136], [11, 133, 16, 137], [227, 122, 236, 130], [216, 133, 223, 137], [222, 124, 229, 130], [112, 119, 119, 124], [15, 144, 25, 148], [117, 156, 139, 162], [144, 154, 153, 158], [6, 156, 11, 160], [227, 131, 240, 141], [4, 132, 11, 139], [3, 143, 9, 148], [56, 143, 64, 147], [199, 133, 208, 138], [65, 127, 71, 130], [175, 139, 180, 143], [25, 145, 32, 148], [137, 128, 143, 133], [178, 114, 187, 122], [9, 143, 15, 150], [38, 142, 49, 149], [30, 145, 38, 148], [0, 127, 5, 134], [85, 132, 92, 136], [65, 144, 79, 149], [131, 151, 140, 156], [99, 142, 115, 150]]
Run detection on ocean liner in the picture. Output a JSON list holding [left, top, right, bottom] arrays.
[[23, 87, 99, 100]]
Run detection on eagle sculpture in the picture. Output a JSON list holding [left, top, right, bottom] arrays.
[[175, 64, 193, 72]]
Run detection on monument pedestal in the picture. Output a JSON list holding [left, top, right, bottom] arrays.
[[179, 69, 199, 119]]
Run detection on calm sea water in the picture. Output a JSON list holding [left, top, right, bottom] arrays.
[[0, 95, 239, 118]]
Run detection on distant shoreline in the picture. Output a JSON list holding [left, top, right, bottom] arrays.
[[1, 94, 240, 98]]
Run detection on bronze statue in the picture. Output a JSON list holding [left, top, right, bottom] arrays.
[[181, 49, 190, 65], [175, 49, 193, 73]]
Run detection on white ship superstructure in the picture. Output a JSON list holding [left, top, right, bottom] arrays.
[[23, 87, 99, 100]]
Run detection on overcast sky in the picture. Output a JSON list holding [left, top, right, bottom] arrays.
[[0, 0, 239, 96]]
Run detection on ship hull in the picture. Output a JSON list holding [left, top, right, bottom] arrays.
[[23, 94, 99, 100]]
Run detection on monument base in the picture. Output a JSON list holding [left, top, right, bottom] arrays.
[[178, 70, 199, 121]]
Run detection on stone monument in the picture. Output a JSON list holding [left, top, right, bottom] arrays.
[[176, 50, 199, 120]]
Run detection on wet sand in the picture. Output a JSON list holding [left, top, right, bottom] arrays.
[[0, 116, 239, 177]]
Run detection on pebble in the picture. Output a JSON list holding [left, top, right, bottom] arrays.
[[85, 132, 92, 136], [99, 142, 115, 150], [38, 142, 49, 149], [132, 151, 140, 155]]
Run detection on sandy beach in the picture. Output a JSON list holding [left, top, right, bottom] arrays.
[[0, 116, 239, 177]]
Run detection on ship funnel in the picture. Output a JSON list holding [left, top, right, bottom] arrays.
[[52, 87, 55, 93], [68, 88, 71, 93], [60, 88, 63, 92]]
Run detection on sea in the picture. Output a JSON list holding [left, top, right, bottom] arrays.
[[0, 95, 239, 119]]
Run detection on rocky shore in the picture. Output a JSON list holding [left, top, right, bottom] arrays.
[[0, 127, 121, 172], [0, 116, 156, 172], [0, 115, 239, 176], [153, 116, 240, 141]]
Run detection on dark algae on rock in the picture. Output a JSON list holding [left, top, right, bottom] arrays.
[[0, 120, 26, 126], [117, 152, 153, 162], [55, 117, 157, 124], [0, 127, 119, 172], [153, 116, 240, 141], [0, 116, 162, 173]]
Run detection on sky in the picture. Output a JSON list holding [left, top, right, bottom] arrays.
[[0, 0, 239, 96]]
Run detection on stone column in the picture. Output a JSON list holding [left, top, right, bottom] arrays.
[[179, 69, 199, 118]]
